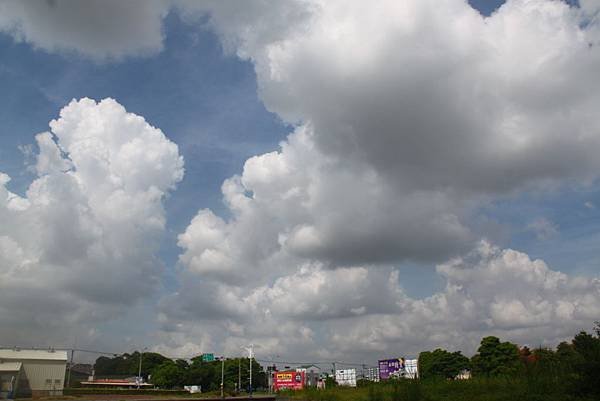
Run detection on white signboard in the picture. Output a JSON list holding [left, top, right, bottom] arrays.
[[335, 369, 357, 387], [404, 359, 418, 379]]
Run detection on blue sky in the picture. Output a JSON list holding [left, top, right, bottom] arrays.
[[0, 11, 290, 271], [1, 0, 599, 361]]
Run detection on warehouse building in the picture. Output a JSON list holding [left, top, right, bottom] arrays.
[[0, 362, 21, 399], [0, 348, 67, 398]]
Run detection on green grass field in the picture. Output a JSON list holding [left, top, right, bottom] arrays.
[[277, 378, 596, 401]]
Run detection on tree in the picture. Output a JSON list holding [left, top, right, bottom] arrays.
[[94, 352, 169, 379], [471, 336, 520, 377], [571, 330, 600, 395], [151, 361, 186, 389], [418, 349, 470, 380]]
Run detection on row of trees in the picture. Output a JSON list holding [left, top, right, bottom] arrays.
[[417, 323, 600, 396], [94, 353, 267, 393], [92, 323, 599, 396], [95, 351, 170, 377]]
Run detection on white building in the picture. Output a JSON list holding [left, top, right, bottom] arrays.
[[335, 369, 356, 387], [296, 365, 321, 387], [364, 366, 380, 382], [0, 348, 67, 398]]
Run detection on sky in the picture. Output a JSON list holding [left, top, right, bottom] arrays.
[[1, 0, 600, 367]]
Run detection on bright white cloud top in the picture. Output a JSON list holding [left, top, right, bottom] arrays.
[[0, 0, 600, 361], [0, 98, 183, 344]]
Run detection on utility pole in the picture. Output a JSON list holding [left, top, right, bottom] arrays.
[[238, 358, 241, 394], [66, 349, 75, 388], [332, 362, 336, 383], [137, 347, 148, 389], [220, 357, 225, 399], [242, 345, 254, 398]]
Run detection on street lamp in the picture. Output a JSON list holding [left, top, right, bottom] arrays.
[[241, 345, 255, 398], [137, 347, 148, 389], [218, 356, 225, 399]]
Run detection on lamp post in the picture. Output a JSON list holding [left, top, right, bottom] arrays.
[[241, 345, 254, 398], [220, 356, 225, 399], [137, 347, 148, 389]]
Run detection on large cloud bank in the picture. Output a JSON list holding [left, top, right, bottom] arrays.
[[0, 98, 183, 345], [162, 242, 600, 359], [162, 0, 600, 359], [2, 0, 600, 361]]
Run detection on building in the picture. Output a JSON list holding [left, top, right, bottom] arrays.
[[0, 348, 67, 398], [364, 366, 380, 382], [335, 369, 357, 387], [0, 362, 21, 399], [455, 369, 471, 380], [295, 365, 320, 387], [80, 378, 153, 388]]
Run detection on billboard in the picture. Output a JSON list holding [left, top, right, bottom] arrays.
[[378, 358, 405, 380], [404, 359, 418, 379], [335, 369, 356, 387], [200, 353, 215, 362], [273, 371, 305, 391]]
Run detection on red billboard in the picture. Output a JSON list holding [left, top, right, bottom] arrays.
[[273, 371, 305, 391]]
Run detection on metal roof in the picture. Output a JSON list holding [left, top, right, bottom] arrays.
[[0, 349, 68, 361], [0, 362, 22, 372]]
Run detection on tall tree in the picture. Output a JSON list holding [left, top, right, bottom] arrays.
[[418, 349, 470, 380], [571, 330, 600, 396], [471, 336, 520, 377]]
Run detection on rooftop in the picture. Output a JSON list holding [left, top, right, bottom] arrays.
[[0, 362, 22, 372], [0, 349, 68, 361]]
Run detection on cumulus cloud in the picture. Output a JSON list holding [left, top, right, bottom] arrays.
[[161, 241, 600, 360], [177, 126, 473, 286], [0, 0, 170, 60], [163, 0, 600, 359], [0, 98, 183, 345], [174, 0, 600, 275]]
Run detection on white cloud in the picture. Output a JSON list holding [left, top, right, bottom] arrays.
[[0, 98, 183, 346], [174, 0, 600, 277], [161, 241, 600, 360], [176, 126, 473, 286], [0, 0, 313, 61], [165, 0, 600, 359]]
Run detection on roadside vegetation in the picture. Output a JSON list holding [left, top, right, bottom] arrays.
[[282, 323, 600, 401]]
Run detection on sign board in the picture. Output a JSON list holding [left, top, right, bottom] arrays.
[[273, 371, 305, 391], [335, 369, 357, 387], [378, 358, 405, 380], [201, 353, 215, 362], [184, 385, 201, 393], [404, 359, 418, 379]]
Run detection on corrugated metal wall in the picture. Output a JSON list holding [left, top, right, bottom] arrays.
[[19, 360, 66, 395]]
